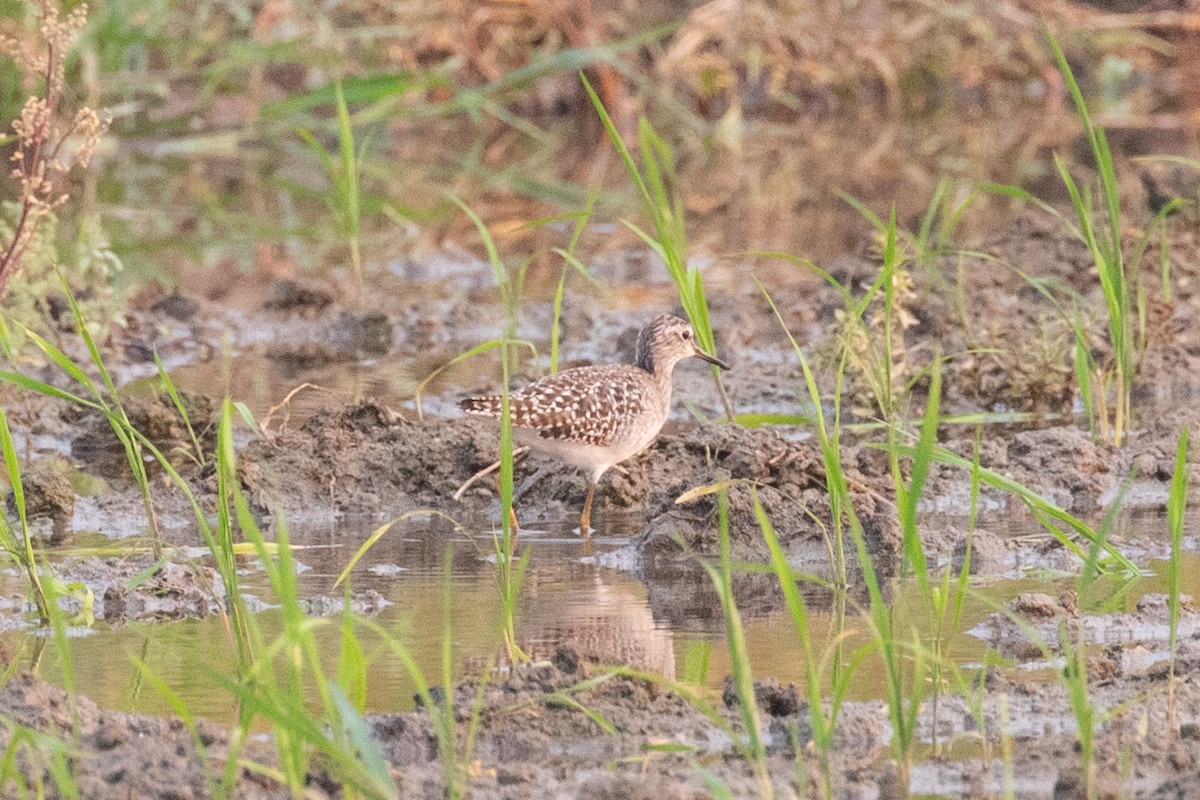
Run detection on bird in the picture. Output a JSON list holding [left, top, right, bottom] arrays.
[[460, 313, 730, 535]]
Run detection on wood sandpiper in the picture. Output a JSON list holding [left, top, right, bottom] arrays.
[[460, 314, 730, 534]]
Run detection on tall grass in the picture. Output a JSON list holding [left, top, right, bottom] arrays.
[[750, 227, 1143, 794], [893, 343, 941, 588], [757, 280, 851, 587], [888, 353, 983, 765], [211, 403, 256, 680], [1005, 266, 1099, 437], [840, 180, 976, 273], [581, 74, 735, 420], [756, 271, 930, 784], [0, 408, 50, 622], [754, 493, 856, 799], [337, 532, 517, 798], [1127, 200, 1183, 353], [754, 221, 916, 427], [296, 81, 365, 299], [212, 398, 398, 797], [694, 486, 770, 798], [974, 494, 1132, 800], [929, 431, 983, 757], [848, 506, 925, 789], [454, 196, 528, 661], [544, 189, 601, 374], [979, 31, 1147, 445], [886, 441, 1139, 574], [356, 545, 498, 799], [7, 280, 167, 560], [1166, 426, 1189, 730], [0, 284, 257, 665], [152, 350, 207, 467], [0, 410, 114, 798], [0, 260, 528, 798], [1048, 29, 1132, 445]]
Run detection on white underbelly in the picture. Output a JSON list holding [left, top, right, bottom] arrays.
[[514, 426, 659, 481]]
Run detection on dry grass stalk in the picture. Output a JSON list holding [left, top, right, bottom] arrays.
[[0, 0, 109, 296]]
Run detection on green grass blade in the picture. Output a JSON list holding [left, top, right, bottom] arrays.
[[59, 274, 121, 402], [18, 328, 100, 400], [541, 693, 617, 734], [334, 81, 360, 239], [0, 409, 49, 621], [1167, 426, 1189, 728], [885, 443, 1140, 574], [338, 602, 368, 713], [330, 683, 396, 795], [153, 350, 205, 465], [580, 73, 652, 211], [836, 190, 887, 234], [898, 357, 941, 587], [412, 338, 537, 419]]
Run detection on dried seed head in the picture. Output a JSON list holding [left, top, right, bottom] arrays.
[[0, 1, 105, 293]]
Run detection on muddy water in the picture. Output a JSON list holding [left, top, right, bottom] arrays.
[[165, 350, 430, 420], [106, 103, 1200, 295], [9, 509, 1199, 728]]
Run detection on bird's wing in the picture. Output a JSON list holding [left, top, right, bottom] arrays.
[[462, 366, 649, 447]]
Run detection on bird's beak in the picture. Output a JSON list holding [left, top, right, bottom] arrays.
[[693, 346, 730, 370]]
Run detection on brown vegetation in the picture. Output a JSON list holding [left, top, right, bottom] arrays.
[[0, 1, 107, 296]]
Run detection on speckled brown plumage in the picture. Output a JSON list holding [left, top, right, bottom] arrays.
[[459, 364, 660, 448], [460, 314, 729, 533]]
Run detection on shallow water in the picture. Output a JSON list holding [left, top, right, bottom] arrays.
[[8, 508, 1199, 727]]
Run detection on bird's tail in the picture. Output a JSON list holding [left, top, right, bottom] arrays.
[[459, 395, 503, 416]]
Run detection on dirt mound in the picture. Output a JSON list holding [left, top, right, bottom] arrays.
[[5, 642, 1200, 798], [68, 389, 216, 468], [241, 403, 904, 567], [239, 401, 498, 516], [0, 673, 283, 800], [238, 390, 1199, 572]]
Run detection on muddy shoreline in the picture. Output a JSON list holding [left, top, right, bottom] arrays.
[[2, 632, 1199, 799], [2, 207, 1200, 798]]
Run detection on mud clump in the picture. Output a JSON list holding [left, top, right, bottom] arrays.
[[1006, 427, 1117, 509], [630, 425, 902, 570], [329, 310, 393, 356], [63, 558, 219, 623], [242, 403, 903, 568], [1010, 591, 1075, 621], [364, 646, 856, 797], [261, 278, 334, 314], [148, 291, 200, 322], [6, 458, 74, 544], [723, 677, 803, 717], [241, 401, 498, 515], [950, 528, 1008, 575], [3, 648, 1200, 798], [0, 673, 282, 800], [265, 310, 395, 365], [299, 589, 391, 616], [260, 279, 394, 362], [69, 390, 215, 468]]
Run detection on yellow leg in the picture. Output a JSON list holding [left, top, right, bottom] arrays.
[[508, 504, 520, 538], [579, 482, 597, 537], [493, 474, 521, 536]]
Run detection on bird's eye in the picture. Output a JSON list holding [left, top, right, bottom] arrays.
[[682, 329, 692, 340]]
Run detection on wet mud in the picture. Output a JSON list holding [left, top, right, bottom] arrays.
[[2, 198, 1200, 797], [2, 628, 1200, 799]]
